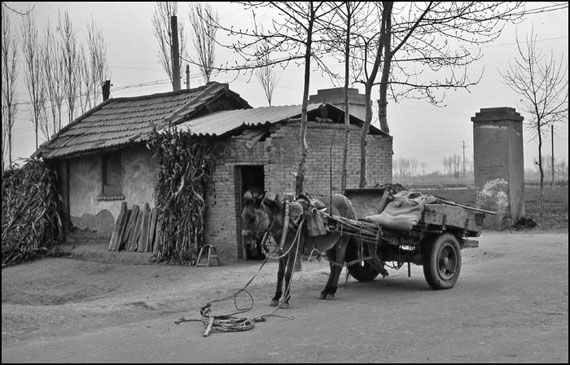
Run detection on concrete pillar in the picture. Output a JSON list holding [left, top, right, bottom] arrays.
[[471, 107, 525, 230], [308, 87, 368, 122]]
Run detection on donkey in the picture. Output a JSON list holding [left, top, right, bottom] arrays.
[[241, 189, 357, 308]]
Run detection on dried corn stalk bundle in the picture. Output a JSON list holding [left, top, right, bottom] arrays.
[[147, 128, 219, 264], [2, 159, 62, 266]]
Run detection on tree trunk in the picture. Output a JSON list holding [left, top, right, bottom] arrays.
[[294, 2, 317, 272], [34, 118, 38, 150], [8, 107, 13, 167], [551, 125, 555, 190], [359, 84, 373, 188], [377, 3, 392, 135], [294, 4, 314, 197], [341, 8, 351, 194], [538, 123, 544, 214], [358, 2, 391, 188]]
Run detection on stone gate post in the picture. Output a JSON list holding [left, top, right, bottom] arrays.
[[471, 107, 525, 229]]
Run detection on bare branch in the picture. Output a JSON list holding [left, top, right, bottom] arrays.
[[500, 28, 568, 208], [1, 7, 19, 169], [21, 12, 45, 149], [189, 2, 218, 83], [152, 2, 187, 87], [58, 10, 81, 124]]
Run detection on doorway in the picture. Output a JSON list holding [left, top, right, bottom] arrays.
[[235, 165, 265, 260]]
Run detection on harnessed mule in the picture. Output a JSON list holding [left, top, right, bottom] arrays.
[[241, 190, 357, 308]]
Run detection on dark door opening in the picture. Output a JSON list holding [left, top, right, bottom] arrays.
[[235, 165, 265, 260]]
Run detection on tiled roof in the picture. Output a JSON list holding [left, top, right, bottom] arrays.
[[35, 82, 251, 159]]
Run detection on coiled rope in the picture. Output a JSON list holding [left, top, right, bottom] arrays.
[[175, 218, 305, 336]]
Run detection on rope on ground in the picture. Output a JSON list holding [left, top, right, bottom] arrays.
[[175, 222, 304, 336]]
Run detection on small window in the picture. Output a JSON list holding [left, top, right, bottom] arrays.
[[99, 152, 124, 200]]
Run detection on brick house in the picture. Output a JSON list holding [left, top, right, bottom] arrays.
[[35, 82, 393, 262]]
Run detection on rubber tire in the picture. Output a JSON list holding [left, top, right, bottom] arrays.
[[422, 233, 461, 290], [345, 242, 380, 282]]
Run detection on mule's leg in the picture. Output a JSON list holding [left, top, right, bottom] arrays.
[[320, 248, 340, 299], [320, 238, 349, 299], [280, 249, 297, 308], [271, 257, 286, 306], [329, 238, 349, 296]]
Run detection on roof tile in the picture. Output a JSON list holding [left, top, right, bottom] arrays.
[[36, 82, 250, 159]]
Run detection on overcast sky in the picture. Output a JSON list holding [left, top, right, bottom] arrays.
[[4, 2, 569, 173]]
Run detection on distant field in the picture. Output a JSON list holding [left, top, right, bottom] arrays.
[[416, 185, 568, 229]]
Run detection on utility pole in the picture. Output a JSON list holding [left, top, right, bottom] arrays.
[[462, 140, 466, 177], [186, 64, 190, 90], [551, 125, 555, 190], [170, 16, 181, 91]]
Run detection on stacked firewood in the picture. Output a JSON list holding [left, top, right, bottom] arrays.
[[108, 202, 163, 255], [2, 159, 62, 266]]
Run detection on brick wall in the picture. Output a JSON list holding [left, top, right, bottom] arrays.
[[204, 121, 392, 262], [61, 122, 391, 262]]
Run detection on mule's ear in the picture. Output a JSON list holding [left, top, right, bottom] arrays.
[[261, 191, 281, 212], [264, 191, 277, 203], [244, 190, 253, 204]]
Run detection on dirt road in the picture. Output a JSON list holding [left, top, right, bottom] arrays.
[[2, 230, 568, 363]]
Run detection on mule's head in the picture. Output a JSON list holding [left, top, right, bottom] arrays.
[[241, 189, 273, 240], [241, 190, 304, 241]]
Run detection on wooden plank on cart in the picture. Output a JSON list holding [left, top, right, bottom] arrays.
[[422, 204, 469, 231], [375, 189, 391, 214]]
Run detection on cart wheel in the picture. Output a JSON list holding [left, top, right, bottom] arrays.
[[422, 233, 461, 290], [345, 242, 380, 282]]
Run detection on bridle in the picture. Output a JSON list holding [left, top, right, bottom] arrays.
[[247, 196, 305, 256]]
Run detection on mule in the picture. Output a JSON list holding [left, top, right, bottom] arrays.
[[241, 189, 357, 308]]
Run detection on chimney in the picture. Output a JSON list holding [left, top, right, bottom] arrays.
[[102, 80, 111, 101], [171, 15, 181, 91]]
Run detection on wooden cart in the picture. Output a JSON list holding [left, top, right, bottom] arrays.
[[323, 200, 493, 290]]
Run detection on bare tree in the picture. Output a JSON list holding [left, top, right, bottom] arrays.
[[442, 156, 453, 177], [501, 29, 568, 212], [392, 158, 399, 178], [452, 154, 461, 179], [356, 2, 393, 188], [58, 10, 80, 124], [255, 38, 280, 106], [355, 2, 524, 188], [78, 46, 91, 114], [22, 13, 45, 149], [1, 7, 18, 170], [410, 158, 419, 177], [2, 2, 35, 16], [86, 18, 110, 106], [556, 158, 566, 179], [43, 22, 65, 137], [205, 2, 338, 272], [189, 2, 218, 84], [78, 18, 111, 114], [322, 2, 374, 193], [209, 2, 338, 195], [152, 2, 187, 88]]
